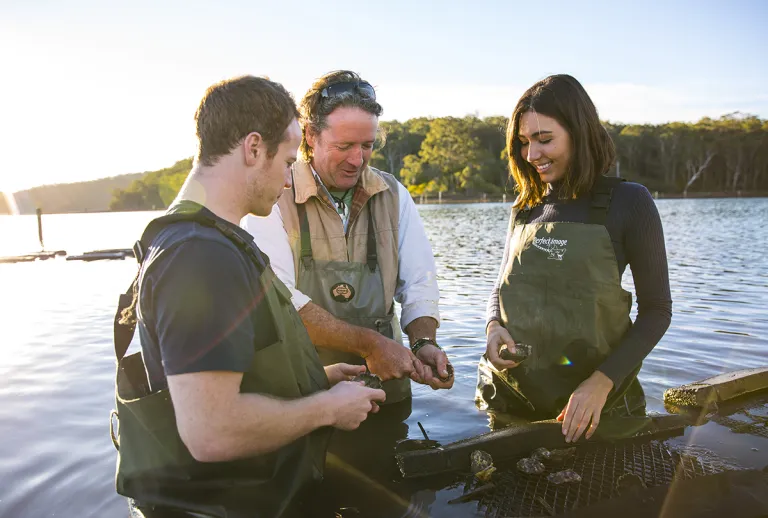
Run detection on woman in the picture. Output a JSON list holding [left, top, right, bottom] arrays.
[[478, 74, 672, 443]]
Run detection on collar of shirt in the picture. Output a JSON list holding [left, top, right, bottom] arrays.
[[309, 165, 351, 227]]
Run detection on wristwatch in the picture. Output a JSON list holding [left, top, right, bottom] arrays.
[[410, 337, 440, 355]]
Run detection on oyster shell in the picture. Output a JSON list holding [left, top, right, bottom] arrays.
[[500, 343, 531, 362], [532, 447, 551, 462], [516, 457, 545, 475], [547, 469, 582, 484], [470, 450, 494, 474], [352, 372, 383, 390], [548, 447, 576, 463]]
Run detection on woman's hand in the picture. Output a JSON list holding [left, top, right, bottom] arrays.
[[486, 321, 521, 371], [557, 370, 614, 443], [324, 363, 367, 386]]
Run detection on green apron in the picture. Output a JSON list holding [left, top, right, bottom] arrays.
[[296, 200, 411, 404], [477, 177, 646, 420], [112, 212, 331, 518]]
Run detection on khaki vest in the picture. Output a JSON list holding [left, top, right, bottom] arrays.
[[278, 161, 401, 318]]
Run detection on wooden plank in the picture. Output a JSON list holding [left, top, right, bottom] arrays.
[[663, 367, 768, 408]]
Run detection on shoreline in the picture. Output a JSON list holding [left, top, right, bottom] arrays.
[[411, 191, 768, 205]]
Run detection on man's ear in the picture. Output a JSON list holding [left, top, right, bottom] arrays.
[[305, 127, 317, 151], [244, 132, 263, 166]]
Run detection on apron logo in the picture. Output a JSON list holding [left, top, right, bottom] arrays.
[[532, 237, 568, 261], [330, 282, 355, 303]]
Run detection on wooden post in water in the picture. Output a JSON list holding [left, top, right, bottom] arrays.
[[438, 191, 442, 204], [36, 208, 44, 250], [503, 194, 507, 203]]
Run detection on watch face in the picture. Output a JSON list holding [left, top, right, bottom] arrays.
[[330, 282, 355, 303]]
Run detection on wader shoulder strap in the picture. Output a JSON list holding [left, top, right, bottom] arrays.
[[297, 201, 313, 269], [113, 212, 269, 362], [513, 206, 531, 226], [366, 203, 377, 272], [589, 176, 625, 226], [296, 199, 378, 272], [509, 176, 624, 230]]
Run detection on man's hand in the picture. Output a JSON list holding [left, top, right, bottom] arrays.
[[486, 321, 520, 371], [364, 332, 425, 383], [323, 381, 386, 430], [415, 344, 454, 390], [556, 370, 614, 443], [324, 363, 366, 386]]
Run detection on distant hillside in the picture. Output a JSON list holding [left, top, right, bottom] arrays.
[[109, 158, 193, 211], [4, 173, 146, 215]]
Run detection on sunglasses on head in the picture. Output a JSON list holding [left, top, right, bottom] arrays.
[[320, 81, 376, 100]]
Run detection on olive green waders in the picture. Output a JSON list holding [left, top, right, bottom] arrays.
[[477, 177, 646, 420], [296, 202, 411, 404], [112, 212, 331, 518]]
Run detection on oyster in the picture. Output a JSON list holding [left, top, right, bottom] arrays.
[[548, 447, 577, 463], [470, 450, 494, 474], [547, 469, 582, 484], [500, 343, 531, 362], [352, 372, 383, 390], [516, 457, 545, 475], [431, 362, 454, 382], [532, 447, 552, 462]]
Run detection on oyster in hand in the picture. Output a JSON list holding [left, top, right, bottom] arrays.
[[352, 372, 383, 390]]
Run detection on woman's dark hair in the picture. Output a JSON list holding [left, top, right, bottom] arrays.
[[507, 74, 615, 207]]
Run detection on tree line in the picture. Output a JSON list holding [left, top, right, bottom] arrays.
[[109, 113, 768, 211]]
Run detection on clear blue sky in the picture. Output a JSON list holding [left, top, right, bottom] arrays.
[[1, 0, 766, 191]]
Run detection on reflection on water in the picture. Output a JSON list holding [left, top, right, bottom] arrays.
[[0, 198, 766, 517]]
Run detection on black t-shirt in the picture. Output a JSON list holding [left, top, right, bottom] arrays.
[[137, 202, 279, 392]]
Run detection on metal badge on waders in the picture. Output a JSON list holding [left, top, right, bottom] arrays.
[[330, 282, 355, 303]]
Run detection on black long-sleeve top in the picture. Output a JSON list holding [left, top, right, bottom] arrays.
[[486, 181, 672, 388]]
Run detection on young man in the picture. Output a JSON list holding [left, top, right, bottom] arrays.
[[243, 71, 453, 405], [113, 75, 384, 518]]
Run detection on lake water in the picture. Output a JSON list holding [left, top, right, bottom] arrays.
[[1, 198, 767, 517]]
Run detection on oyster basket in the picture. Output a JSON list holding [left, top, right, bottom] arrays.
[[478, 440, 724, 517]]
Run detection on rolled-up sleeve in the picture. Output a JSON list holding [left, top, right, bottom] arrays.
[[394, 182, 441, 330], [241, 206, 311, 311]]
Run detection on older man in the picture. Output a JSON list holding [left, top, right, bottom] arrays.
[[243, 70, 452, 404]]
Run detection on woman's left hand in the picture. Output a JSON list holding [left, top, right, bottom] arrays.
[[557, 371, 614, 443], [325, 363, 367, 386]]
